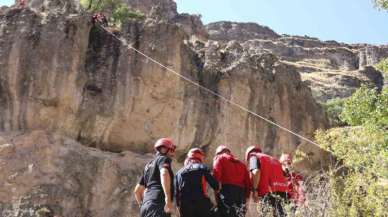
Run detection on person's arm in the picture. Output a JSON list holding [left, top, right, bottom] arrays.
[[212, 157, 223, 182], [161, 168, 173, 213], [249, 156, 260, 202], [204, 168, 220, 192], [204, 167, 220, 207], [134, 184, 146, 206], [244, 166, 252, 200], [134, 173, 146, 206], [159, 157, 173, 213]]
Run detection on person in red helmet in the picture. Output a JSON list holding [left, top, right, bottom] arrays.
[[213, 145, 251, 217], [279, 153, 306, 210], [16, 0, 26, 7], [245, 146, 288, 217], [91, 12, 108, 27], [134, 138, 176, 217], [175, 148, 220, 217]]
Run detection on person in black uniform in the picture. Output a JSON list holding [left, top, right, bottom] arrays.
[[175, 148, 220, 217], [134, 138, 176, 217]]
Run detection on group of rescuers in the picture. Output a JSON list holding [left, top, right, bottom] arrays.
[[134, 138, 306, 217]]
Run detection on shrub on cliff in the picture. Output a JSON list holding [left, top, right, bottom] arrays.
[[80, 0, 145, 26], [321, 98, 347, 127], [375, 58, 388, 77], [374, 0, 388, 10], [315, 86, 388, 216]]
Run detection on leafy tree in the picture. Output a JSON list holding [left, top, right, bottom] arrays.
[[375, 58, 388, 77], [315, 86, 388, 216], [80, 0, 145, 26], [373, 0, 388, 10], [321, 98, 347, 126]]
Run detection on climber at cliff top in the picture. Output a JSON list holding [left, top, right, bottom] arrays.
[[91, 12, 108, 27], [16, 0, 26, 7], [134, 138, 176, 217]]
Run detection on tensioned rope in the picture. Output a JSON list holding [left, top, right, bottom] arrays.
[[95, 25, 322, 148], [98, 24, 388, 180]]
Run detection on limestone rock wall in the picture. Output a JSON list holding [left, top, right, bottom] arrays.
[[0, 130, 150, 217], [0, 6, 328, 164]]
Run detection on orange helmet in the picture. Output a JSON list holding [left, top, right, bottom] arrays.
[[215, 145, 231, 155], [154, 138, 176, 152], [245, 145, 262, 161], [187, 148, 205, 161]]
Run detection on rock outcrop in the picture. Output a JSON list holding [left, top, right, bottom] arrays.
[[207, 22, 387, 102], [0, 4, 328, 161], [0, 130, 150, 217], [206, 21, 280, 41], [0, 0, 386, 216]]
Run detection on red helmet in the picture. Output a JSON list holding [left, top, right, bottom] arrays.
[[187, 148, 205, 161], [154, 138, 176, 152], [245, 145, 262, 161], [215, 145, 231, 155], [279, 153, 293, 164]]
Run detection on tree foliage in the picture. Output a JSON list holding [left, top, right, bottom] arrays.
[[315, 86, 388, 216], [321, 98, 347, 126], [80, 0, 145, 26], [374, 0, 388, 10], [375, 58, 388, 77]]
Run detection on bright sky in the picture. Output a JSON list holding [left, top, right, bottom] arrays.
[[176, 0, 388, 45], [1, 0, 387, 44]]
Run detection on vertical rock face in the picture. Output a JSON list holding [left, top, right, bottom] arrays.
[[206, 21, 280, 42], [124, 0, 177, 20], [1, 1, 376, 216], [0, 130, 150, 217], [27, 0, 80, 13], [0, 6, 328, 165]]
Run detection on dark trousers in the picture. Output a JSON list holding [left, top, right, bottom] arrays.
[[179, 197, 216, 217], [262, 192, 287, 217], [140, 201, 171, 217], [218, 184, 246, 217]]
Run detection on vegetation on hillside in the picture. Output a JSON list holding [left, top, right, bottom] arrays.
[[314, 86, 388, 217], [80, 0, 145, 26], [375, 58, 388, 78]]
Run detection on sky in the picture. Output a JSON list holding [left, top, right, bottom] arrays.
[[1, 0, 387, 45], [175, 0, 388, 45]]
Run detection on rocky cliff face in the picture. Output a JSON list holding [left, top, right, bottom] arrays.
[[0, 1, 328, 157], [0, 0, 386, 216], [0, 130, 150, 217], [207, 21, 386, 102]]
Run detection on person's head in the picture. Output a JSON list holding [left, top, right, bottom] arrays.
[[185, 148, 205, 165], [215, 145, 231, 156], [154, 138, 176, 158], [245, 145, 262, 161], [279, 153, 293, 168]]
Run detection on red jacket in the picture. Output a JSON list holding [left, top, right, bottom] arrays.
[[250, 153, 288, 197], [213, 153, 251, 198]]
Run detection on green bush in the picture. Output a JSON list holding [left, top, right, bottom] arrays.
[[375, 58, 388, 77], [111, 3, 145, 26], [374, 0, 388, 10], [341, 86, 388, 128], [315, 86, 388, 216], [80, 0, 145, 26], [321, 98, 347, 126]]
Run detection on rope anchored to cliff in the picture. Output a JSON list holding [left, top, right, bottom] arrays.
[[95, 24, 322, 148]]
